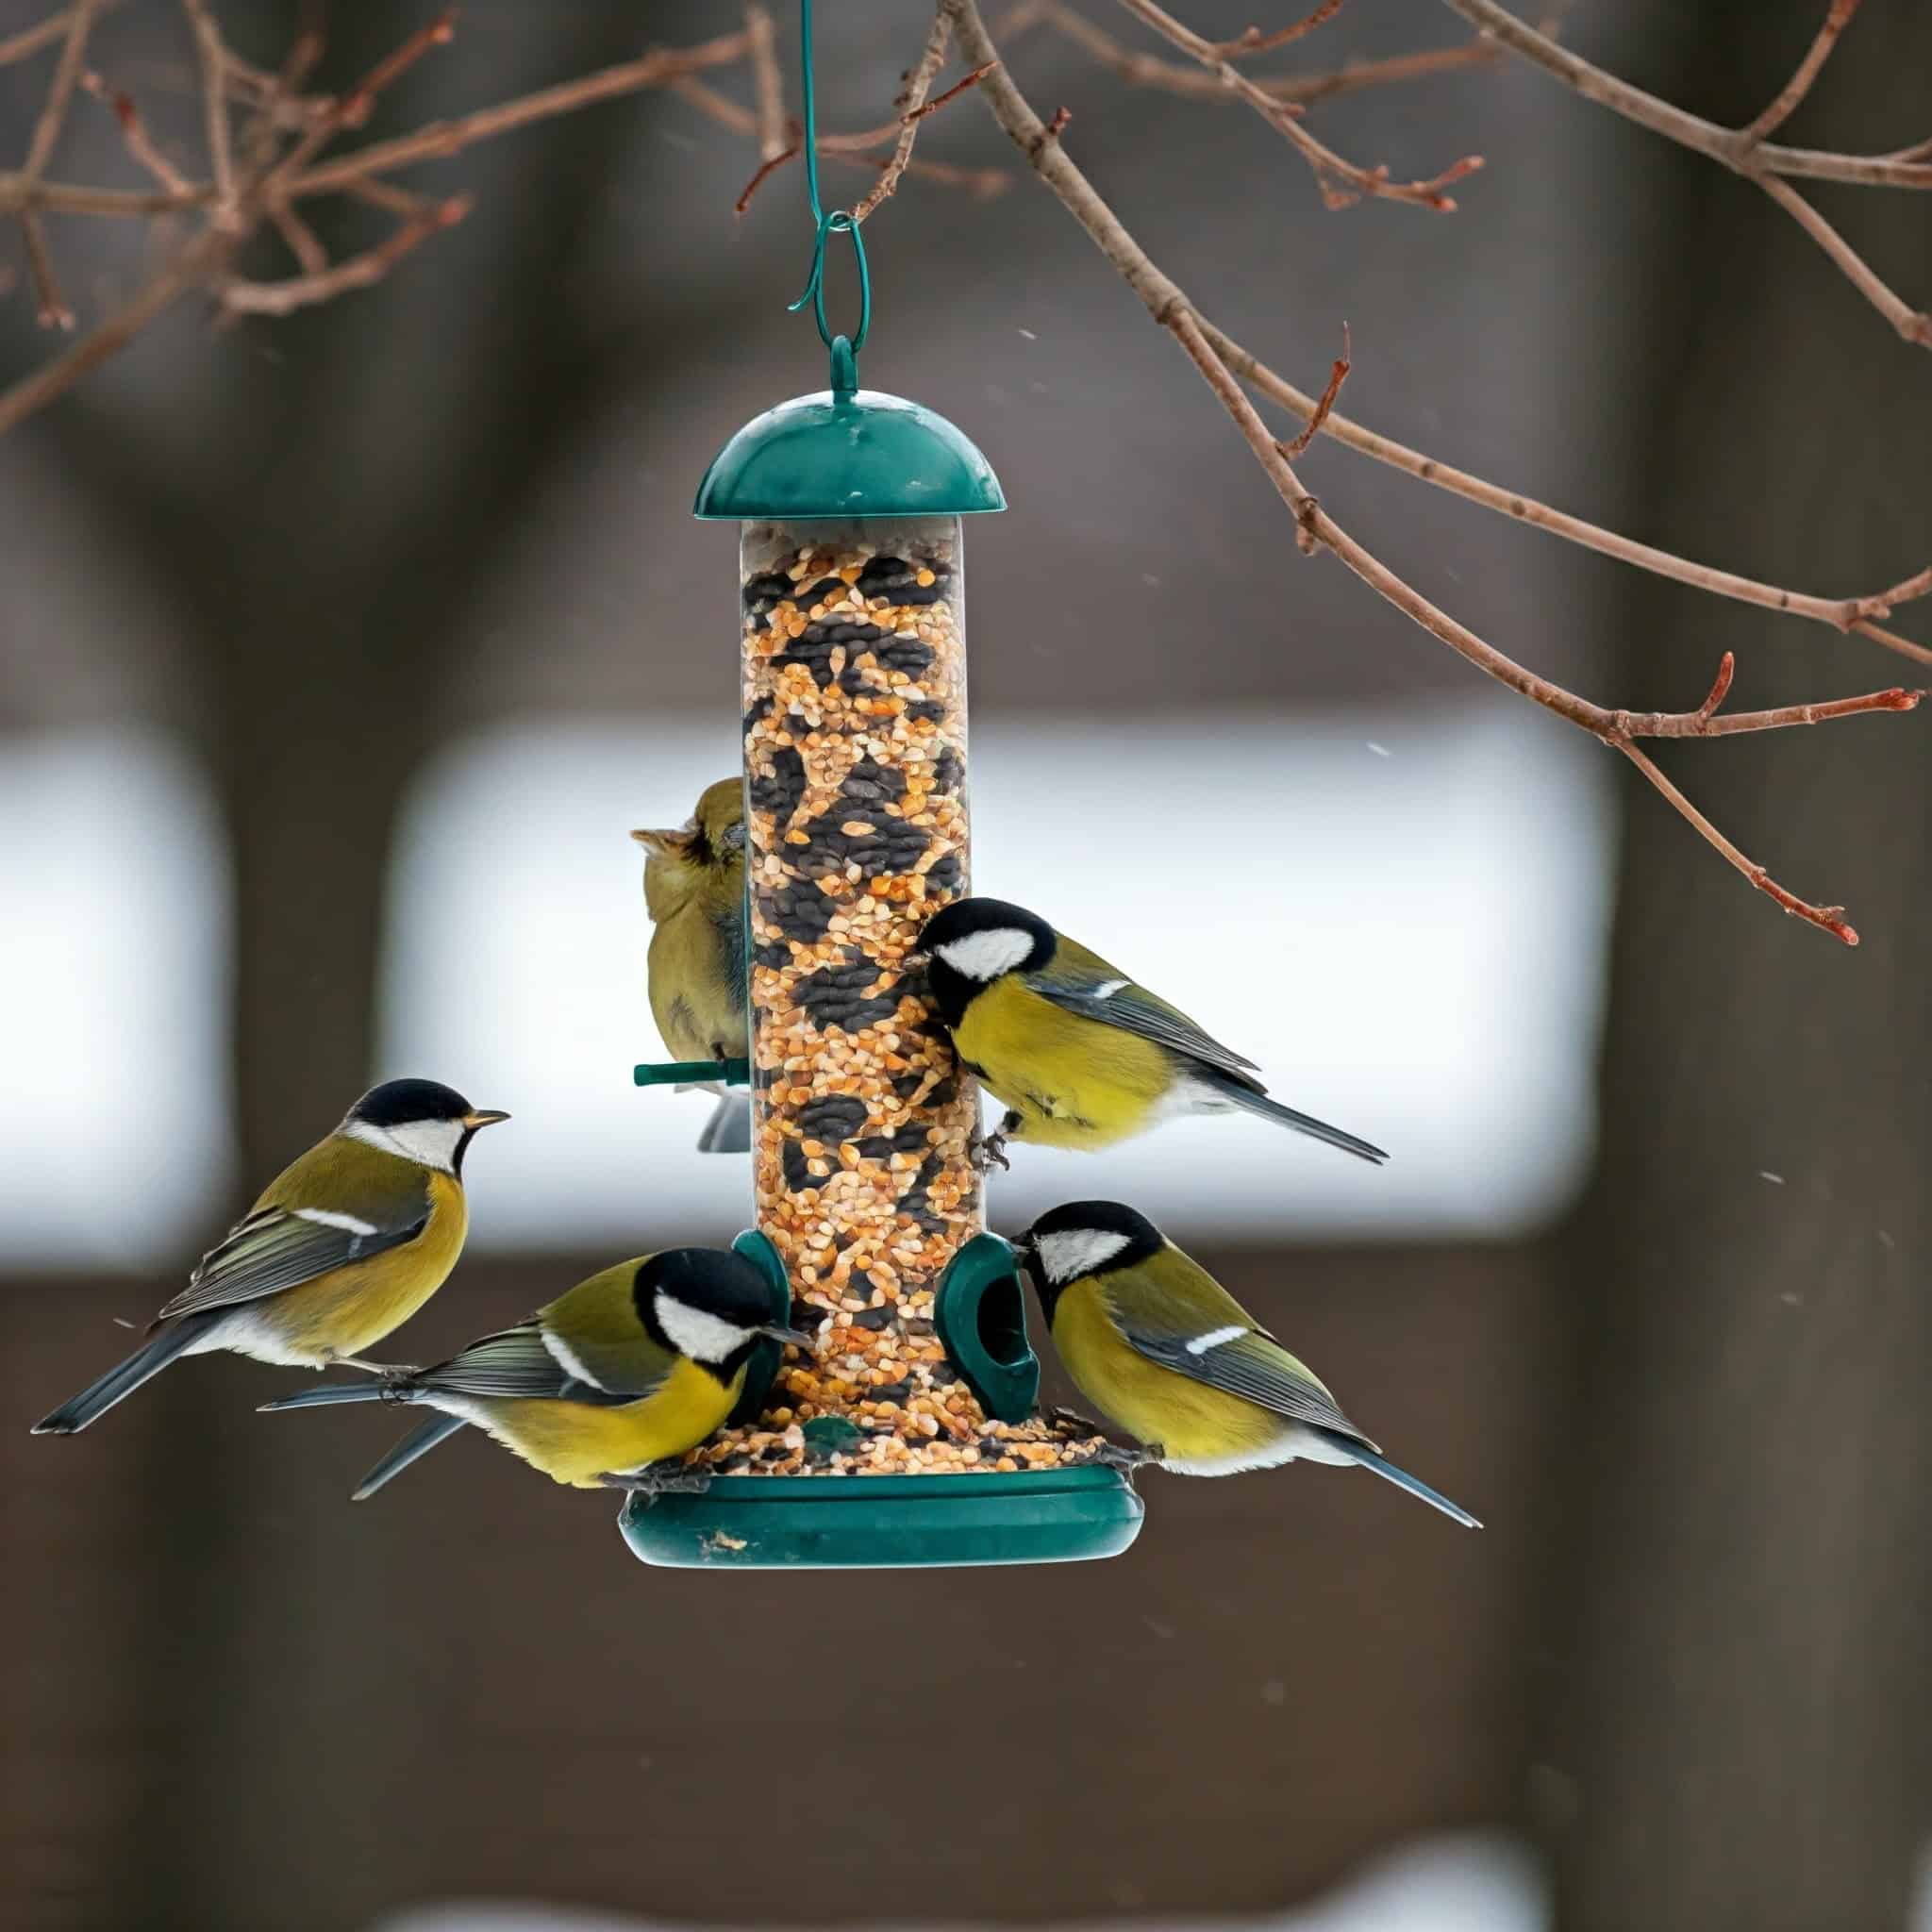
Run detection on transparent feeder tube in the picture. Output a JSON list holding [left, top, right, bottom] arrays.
[[731, 515, 997, 1466]]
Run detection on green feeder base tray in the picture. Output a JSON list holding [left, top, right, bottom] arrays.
[[619, 1465, 1143, 1570]]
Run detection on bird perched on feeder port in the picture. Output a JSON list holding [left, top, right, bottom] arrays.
[[31, 1079, 509, 1436], [260, 1247, 813, 1497], [915, 896, 1385, 1168], [633, 776, 750, 1155], [1017, 1201, 1478, 1527]]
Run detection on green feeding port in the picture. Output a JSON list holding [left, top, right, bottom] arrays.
[[633, 1058, 751, 1089]]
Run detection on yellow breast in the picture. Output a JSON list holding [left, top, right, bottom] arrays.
[[259, 1173, 468, 1361], [469, 1357, 746, 1487], [955, 978, 1173, 1149], [648, 902, 747, 1061], [1052, 1282, 1281, 1461]]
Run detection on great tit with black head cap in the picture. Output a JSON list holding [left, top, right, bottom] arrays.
[[633, 776, 750, 1155], [262, 1247, 812, 1496], [918, 896, 1384, 1167], [32, 1079, 508, 1435], [1018, 1200, 1478, 1527]]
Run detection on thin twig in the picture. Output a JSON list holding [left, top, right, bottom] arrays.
[[179, 0, 236, 221], [1277, 321, 1348, 458], [223, 196, 469, 316], [81, 69, 192, 195], [269, 198, 325, 274], [745, 2, 787, 160], [853, 11, 956, 223], [1441, 0, 1932, 191], [1210, 0, 1343, 59], [1756, 172, 1931, 346], [947, 0, 1920, 941], [284, 30, 751, 198], [1197, 318, 1932, 668], [15, 0, 99, 326], [1615, 741, 1857, 944], [0, 8, 81, 68], [21, 211, 71, 326], [1738, 0, 1861, 149], [1030, 1, 1499, 106], [1116, 0, 1483, 210]]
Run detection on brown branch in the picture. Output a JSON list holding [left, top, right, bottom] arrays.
[[0, 8, 82, 68], [1756, 172, 1931, 346], [268, 198, 325, 275], [81, 69, 192, 195], [1739, 0, 1861, 148], [1114, 0, 1483, 210], [180, 0, 236, 221], [284, 31, 752, 200], [15, 0, 98, 326], [1441, 0, 1932, 191], [21, 211, 71, 326], [735, 140, 799, 214], [853, 11, 956, 224], [1615, 741, 1857, 944], [1210, 0, 1343, 59], [223, 196, 469, 317], [1028, 1, 1500, 106], [947, 0, 1919, 941], [1276, 321, 1347, 458], [1198, 318, 1932, 668], [745, 3, 787, 160]]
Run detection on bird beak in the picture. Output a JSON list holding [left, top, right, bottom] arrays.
[[758, 1323, 816, 1349], [902, 950, 929, 969], [630, 827, 684, 858], [463, 1108, 510, 1128]]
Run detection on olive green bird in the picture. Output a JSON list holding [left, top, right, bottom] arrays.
[[261, 1248, 811, 1497], [1020, 1201, 1479, 1527], [919, 897, 1384, 1166], [33, 1080, 508, 1435], [633, 775, 750, 1154]]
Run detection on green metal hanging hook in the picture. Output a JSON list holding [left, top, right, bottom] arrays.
[[786, 0, 871, 371]]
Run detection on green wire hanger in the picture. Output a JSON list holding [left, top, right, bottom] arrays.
[[787, 0, 872, 384]]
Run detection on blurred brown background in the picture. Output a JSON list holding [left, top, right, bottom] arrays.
[[3, 3, 1926, 1929]]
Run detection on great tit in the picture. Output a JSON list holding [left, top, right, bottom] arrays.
[[261, 1247, 812, 1496], [634, 776, 750, 1155], [32, 1079, 508, 1436], [918, 897, 1384, 1165], [1019, 1201, 1479, 1527]]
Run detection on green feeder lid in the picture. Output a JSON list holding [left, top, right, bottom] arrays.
[[619, 1465, 1143, 1570], [695, 339, 1005, 521]]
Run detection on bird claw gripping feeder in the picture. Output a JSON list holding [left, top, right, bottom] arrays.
[[623, 0, 1141, 1569]]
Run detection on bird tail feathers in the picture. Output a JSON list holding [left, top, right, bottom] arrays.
[[352, 1412, 469, 1501], [32, 1317, 213, 1435], [1194, 1070, 1387, 1165], [258, 1380, 402, 1413], [1326, 1436, 1481, 1528], [697, 1090, 752, 1155]]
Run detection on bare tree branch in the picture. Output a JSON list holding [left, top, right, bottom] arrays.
[[179, 0, 236, 221], [1738, 0, 1861, 149], [1208, 0, 1343, 60], [1114, 0, 1484, 209], [14, 0, 100, 325], [81, 68, 193, 194], [223, 194, 469, 316], [947, 0, 1923, 941]]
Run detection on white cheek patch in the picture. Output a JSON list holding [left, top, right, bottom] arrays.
[[654, 1292, 751, 1365], [294, 1208, 378, 1237], [1186, 1324, 1249, 1356], [1033, 1227, 1131, 1285], [936, 927, 1036, 982], [345, 1117, 464, 1173]]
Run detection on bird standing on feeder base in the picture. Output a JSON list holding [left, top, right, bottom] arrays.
[[260, 1248, 812, 1497], [917, 897, 1385, 1169], [31, 1080, 509, 1435], [634, 777, 751, 1154], [1016, 1201, 1480, 1528]]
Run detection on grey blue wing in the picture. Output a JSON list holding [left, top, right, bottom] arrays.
[[698, 1091, 752, 1154], [154, 1197, 428, 1325], [1029, 940, 1262, 1086], [417, 1324, 668, 1406], [1185, 1067, 1388, 1164], [1115, 1319, 1379, 1453]]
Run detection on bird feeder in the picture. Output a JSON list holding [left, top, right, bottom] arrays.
[[624, 15, 1141, 1565]]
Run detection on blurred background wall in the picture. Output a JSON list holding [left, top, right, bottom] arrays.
[[2, 3, 1925, 1929]]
